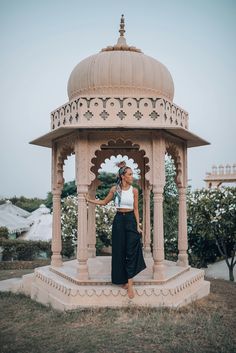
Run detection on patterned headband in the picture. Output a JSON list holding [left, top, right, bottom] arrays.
[[115, 160, 128, 176]]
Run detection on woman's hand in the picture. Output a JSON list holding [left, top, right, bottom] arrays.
[[84, 193, 89, 202], [137, 224, 142, 235]]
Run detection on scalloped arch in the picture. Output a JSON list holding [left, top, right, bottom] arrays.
[[165, 140, 183, 187], [89, 137, 152, 184], [54, 136, 76, 189]]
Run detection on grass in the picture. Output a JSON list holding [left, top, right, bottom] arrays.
[[0, 276, 235, 353], [0, 269, 35, 281]]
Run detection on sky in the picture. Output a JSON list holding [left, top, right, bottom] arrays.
[[0, 0, 236, 199]]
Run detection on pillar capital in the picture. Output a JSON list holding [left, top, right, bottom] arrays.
[[52, 188, 63, 196], [77, 184, 89, 194], [178, 185, 187, 192], [178, 186, 187, 198]]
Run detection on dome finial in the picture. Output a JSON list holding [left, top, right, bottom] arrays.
[[119, 14, 125, 37], [100, 15, 142, 53]]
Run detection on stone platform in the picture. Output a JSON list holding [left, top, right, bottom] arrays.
[[16, 256, 210, 311]]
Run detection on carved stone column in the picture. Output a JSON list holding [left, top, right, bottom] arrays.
[[77, 185, 89, 279], [152, 133, 166, 279], [51, 148, 64, 267], [51, 189, 63, 267], [143, 182, 152, 257], [75, 132, 89, 280], [176, 186, 189, 267], [152, 185, 165, 279]]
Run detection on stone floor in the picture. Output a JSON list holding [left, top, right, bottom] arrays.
[[0, 256, 211, 310]]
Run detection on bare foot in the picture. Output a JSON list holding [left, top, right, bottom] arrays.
[[127, 285, 135, 299], [121, 283, 128, 289]]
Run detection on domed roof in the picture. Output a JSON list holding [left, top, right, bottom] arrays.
[[67, 15, 174, 101]]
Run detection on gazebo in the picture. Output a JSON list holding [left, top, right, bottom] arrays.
[[26, 16, 211, 310]]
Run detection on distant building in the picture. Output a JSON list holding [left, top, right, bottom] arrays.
[[204, 164, 236, 188]]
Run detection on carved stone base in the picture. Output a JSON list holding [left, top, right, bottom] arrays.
[[143, 246, 152, 258], [15, 256, 210, 311], [176, 253, 189, 267], [50, 254, 63, 267]]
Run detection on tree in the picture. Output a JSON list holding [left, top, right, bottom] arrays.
[[45, 180, 77, 210], [187, 187, 236, 281], [209, 187, 236, 281], [1, 196, 46, 212]]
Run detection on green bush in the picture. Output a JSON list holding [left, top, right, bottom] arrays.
[[95, 203, 117, 254], [61, 195, 78, 258], [187, 186, 236, 279], [163, 156, 179, 262], [0, 239, 52, 261], [0, 227, 9, 239]]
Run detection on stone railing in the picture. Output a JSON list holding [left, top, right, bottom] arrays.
[[206, 164, 236, 176], [50, 97, 189, 131]]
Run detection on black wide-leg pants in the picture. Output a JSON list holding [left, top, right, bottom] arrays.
[[111, 210, 147, 285]]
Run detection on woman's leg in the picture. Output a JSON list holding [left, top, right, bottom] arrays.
[[121, 283, 128, 289], [127, 278, 135, 298], [125, 214, 147, 298], [111, 214, 128, 285]]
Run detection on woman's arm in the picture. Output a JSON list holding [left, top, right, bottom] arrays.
[[84, 186, 116, 206], [133, 187, 142, 233]]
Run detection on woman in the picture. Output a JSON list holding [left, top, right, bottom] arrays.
[[84, 161, 147, 299]]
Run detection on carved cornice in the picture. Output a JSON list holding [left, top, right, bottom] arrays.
[[50, 97, 188, 131]]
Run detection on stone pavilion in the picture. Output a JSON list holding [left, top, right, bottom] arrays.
[[22, 15, 211, 310]]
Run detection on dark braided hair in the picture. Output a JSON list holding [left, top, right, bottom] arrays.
[[114, 161, 131, 207]]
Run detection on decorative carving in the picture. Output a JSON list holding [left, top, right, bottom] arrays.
[[50, 97, 189, 130], [165, 140, 183, 187], [117, 110, 127, 120], [55, 156, 64, 190], [87, 132, 152, 185], [99, 110, 109, 120], [36, 267, 205, 297], [84, 110, 93, 120], [134, 111, 143, 120], [53, 133, 77, 190], [149, 111, 159, 120]]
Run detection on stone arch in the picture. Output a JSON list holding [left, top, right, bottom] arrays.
[[165, 140, 183, 187], [54, 134, 77, 190], [88, 136, 152, 185]]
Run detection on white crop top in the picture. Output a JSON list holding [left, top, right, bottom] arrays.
[[114, 185, 134, 209]]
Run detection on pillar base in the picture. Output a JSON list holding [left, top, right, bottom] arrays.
[[51, 255, 63, 267], [152, 262, 166, 280], [88, 247, 96, 258], [176, 253, 189, 267], [143, 246, 152, 258], [77, 260, 89, 280]]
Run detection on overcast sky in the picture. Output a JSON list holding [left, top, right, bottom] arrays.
[[1, 0, 235, 199]]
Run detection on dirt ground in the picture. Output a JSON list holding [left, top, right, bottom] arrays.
[[0, 276, 235, 353]]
